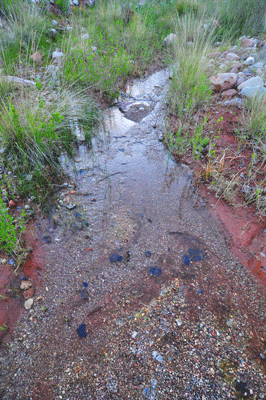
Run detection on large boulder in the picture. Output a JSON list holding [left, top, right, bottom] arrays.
[[210, 73, 237, 91]]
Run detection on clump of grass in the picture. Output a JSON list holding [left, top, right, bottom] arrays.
[[206, 0, 266, 38], [168, 12, 216, 117], [242, 97, 266, 142], [0, 83, 98, 207]]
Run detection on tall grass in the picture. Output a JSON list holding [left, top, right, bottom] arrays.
[[168, 12, 215, 116], [0, 83, 98, 205], [204, 0, 266, 38]]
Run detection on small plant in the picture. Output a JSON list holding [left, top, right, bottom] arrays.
[[192, 116, 208, 160], [0, 196, 26, 254]]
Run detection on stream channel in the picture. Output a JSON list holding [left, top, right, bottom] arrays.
[[2, 69, 266, 399]]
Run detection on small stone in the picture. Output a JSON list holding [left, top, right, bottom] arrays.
[[49, 29, 58, 39], [163, 33, 177, 46], [30, 52, 42, 62], [20, 280, 33, 290], [225, 52, 240, 61], [242, 38, 257, 48], [243, 56, 255, 66], [221, 89, 238, 99], [73, 0, 79, 4], [51, 20, 58, 25], [24, 298, 34, 310], [260, 252, 266, 258], [224, 98, 242, 107], [207, 51, 221, 59], [22, 287, 34, 300], [132, 331, 138, 338], [9, 199, 16, 207], [81, 33, 90, 40], [52, 50, 64, 59]]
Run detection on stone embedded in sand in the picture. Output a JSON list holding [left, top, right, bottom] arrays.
[[221, 89, 238, 99], [210, 73, 237, 91], [225, 52, 240, 61]]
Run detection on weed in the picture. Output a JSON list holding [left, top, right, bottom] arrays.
[[192, 116, 208, 160], [0, 196, 26, 254]]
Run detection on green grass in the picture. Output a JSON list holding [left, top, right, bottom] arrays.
[[168, 12, 215, 117], [0, 196, 26, 254]]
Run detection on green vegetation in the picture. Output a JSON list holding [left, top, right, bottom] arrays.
[[0, 196, 25, 254]]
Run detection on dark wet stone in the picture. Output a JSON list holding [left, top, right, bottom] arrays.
[[149, 267, 162, 276], [77, 323, 87, 338], [43, 236, 52, 243], [83, 282, 88, 288], [145, 251, 152, 257], [9, 258, 15, 265], [183, 255, 190, 266], [75, 212, 82, 219], [235, 381, 248, 397], [110, 253, 123, 263]]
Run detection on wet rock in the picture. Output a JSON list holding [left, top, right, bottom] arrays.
[[30, 52, 42, 62], [24, 298, 34, 310], [124, 101, 154, 122], [221, 89, 238, 99], [163, 33, 177, 46], [210, 73, 237, 91], [77, 323, 87, 338], [225, 52, 240, 61], [243, 56, 255, 66], [110, 253, 123, 263], [238, 76, 264, 90]]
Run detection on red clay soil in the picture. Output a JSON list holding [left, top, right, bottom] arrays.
[[196, 105, 266, 287], [0, 221, 44, 343]]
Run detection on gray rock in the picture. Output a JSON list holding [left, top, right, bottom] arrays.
[[52, 50, 64, 59], [81, 33, 90, 40], [224, 98, 242, 107], [238, 76, 264, 90], [73, 0, 79, 4], [225, 52, 240, 61], [240, 86, 266, 100], [24, 298, 34, 310], [4, 76, 36, 87], [51, 20, 58, 26], [163, 33, 177, 46], [243, 56, 255, 66]]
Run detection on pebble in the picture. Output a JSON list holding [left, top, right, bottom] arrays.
[[243, 56, 255, 66], [24, 298, 34, 310]]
